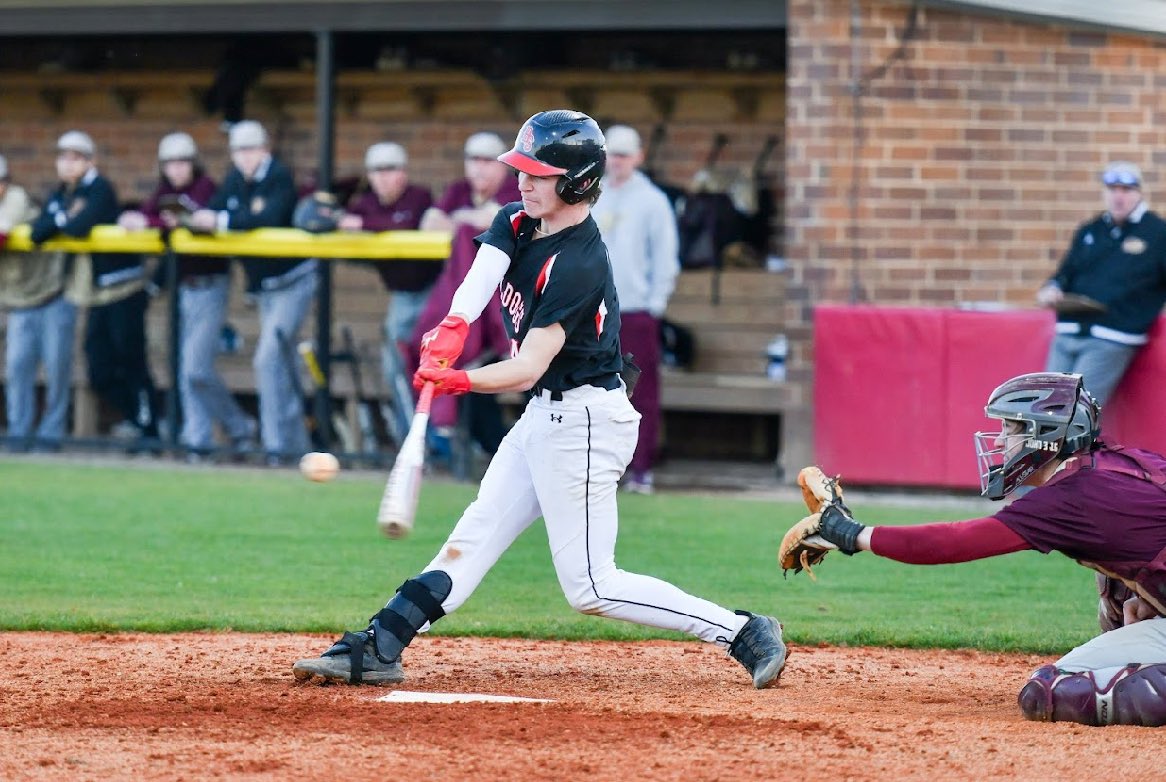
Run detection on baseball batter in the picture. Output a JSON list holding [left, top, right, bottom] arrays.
[[782, 372, 1166, 727], [293, 110, 786, 689]]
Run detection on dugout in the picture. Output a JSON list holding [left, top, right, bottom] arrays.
[[0, 0, 793, 473], [4, 1, 1166, 487]]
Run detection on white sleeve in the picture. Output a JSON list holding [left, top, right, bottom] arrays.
[[449, 242, 511, 324]]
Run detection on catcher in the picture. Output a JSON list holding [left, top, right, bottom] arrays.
[[781, 372, 1166, 727]]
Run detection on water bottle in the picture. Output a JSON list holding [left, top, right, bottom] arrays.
[[766, 334, 788, 382]]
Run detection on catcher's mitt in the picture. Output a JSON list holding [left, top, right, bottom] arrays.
[[778, 467, 850, 579]]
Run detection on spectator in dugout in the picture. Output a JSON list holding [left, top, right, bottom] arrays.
[[1036, 160, 1166, 407], [591, 124, 681, 495], [118, 132, 257, 461], [188, 120, 314, 466], [411, 131, 519, 463], [338, 142, 435, 362], [419, 131, 520, 233], [1, 151, 77, 452], [30, 130, 161, 450]]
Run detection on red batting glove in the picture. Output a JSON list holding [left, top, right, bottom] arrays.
[[419, 315, 469, 369], [413, 365, 472, 396]]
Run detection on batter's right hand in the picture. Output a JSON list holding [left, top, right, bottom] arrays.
[[419, 315, 469, 369]]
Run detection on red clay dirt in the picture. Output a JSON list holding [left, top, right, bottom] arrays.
[[1, 632, 1161, 781]]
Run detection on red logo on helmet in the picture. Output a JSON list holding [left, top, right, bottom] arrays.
[[520, 124, 535, 153]]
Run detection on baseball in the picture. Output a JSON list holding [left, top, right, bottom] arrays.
[[299, 452, 340, 483]]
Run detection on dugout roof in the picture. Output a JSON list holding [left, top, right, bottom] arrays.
[[0, 0, 785, 34]]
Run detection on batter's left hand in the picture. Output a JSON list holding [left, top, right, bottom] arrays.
[[414, 365, 471, 396]]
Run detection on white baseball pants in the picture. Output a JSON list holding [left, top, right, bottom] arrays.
[[421, 383, 747, 647]]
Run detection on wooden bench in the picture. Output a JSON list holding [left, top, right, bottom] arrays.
[[654, 267, 805, 478]]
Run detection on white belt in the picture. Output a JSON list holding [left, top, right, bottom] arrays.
[[1056, 321, 1147, 346]]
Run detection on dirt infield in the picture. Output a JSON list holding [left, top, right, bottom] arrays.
[[1, 632, 1160, 780]]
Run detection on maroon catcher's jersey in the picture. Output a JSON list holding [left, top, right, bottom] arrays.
[[475, 202, 623, 393], [993, 445, 1166, 564]]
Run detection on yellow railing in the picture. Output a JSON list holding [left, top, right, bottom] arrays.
[[4, 224, 452, 260]]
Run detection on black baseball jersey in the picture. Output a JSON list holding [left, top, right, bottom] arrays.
[[1050, 208, 1166, 336], [477, 202, 623, 393]]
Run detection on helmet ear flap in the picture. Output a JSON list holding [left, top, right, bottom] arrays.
[[555, 174, 598, 205]]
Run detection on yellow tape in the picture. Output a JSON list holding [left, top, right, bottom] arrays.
[[4, 224, 451, 261]]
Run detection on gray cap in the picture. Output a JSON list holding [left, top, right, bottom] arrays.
[[57, 130, 96, 157], [158, 132, 198, 162], [228, 120, 269, 150], [365, 142, 407, 170], [605, 125, 642, 155], [464, 131, 506, 159], [0, 153, 7, 180], [1102, 160, 1142, 188]]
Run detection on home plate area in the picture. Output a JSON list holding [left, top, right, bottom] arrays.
[[378, 690, 553, 704]]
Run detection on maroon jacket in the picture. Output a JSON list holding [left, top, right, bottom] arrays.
[[140, 174, 228, 279], [346, 184, 437, 292]]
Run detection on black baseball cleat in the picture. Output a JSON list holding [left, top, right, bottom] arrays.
[[292, 630, 404, 685], [728, 611, 787, 689]]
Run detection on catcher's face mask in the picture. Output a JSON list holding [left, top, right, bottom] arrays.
[[973, 372, 1096, 500]]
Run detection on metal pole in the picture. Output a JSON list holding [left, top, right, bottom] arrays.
[[313, 28, 336, 451], [165, 247, 181, 451], [848, 0, 864, 305]]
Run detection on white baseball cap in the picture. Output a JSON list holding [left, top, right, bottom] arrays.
[[605, 125, 642, 156], [158, 132, 198, 162], [464, 131, 506, 160], [365, 142, 407, 170], [1101, 160, 1142, 188], [0, 153, 8, 180], [228, 120, 269, 150], [57, 130, 96, 158]]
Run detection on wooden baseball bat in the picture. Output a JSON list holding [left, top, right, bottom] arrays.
[[376, 382, 435, 539]]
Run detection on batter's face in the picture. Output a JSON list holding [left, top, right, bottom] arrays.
[[517, 171, 563, 219], [1104, 184, 1142, 224], [368, 167, 408, 203], [231, 146, 268, 180], [55, 150, 92, 185], [162, 159, 194, 189]]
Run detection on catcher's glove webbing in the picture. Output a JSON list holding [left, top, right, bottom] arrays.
[[778, 467, 865, 579]]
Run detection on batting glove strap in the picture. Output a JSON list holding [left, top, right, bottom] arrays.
[[819, 504, 865, 555]]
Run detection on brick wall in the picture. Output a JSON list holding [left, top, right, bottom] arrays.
[[0, 71, 783, 221], [785, 0, 1166, 388]]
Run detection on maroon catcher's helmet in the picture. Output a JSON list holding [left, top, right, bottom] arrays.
[[498, 110, 605, 205], [974, 372, 1101, 500]]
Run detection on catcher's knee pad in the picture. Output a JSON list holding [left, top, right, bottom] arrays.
[[370, 570, 452, 663], [1018, 663, 1166, 726]]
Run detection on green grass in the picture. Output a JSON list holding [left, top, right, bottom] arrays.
[[0, 459, 1097, 653]]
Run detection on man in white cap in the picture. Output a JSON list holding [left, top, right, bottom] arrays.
[[340, 142, 435, 348], [119, 131, 256, 460], [190, 120, 313, 465], [29, 130, 159, 450], [419, 131, 520, 232], [413, 131, 521, 461], [1037, 160, 1166, 405], [1, 151, 78, 451], [590, 124, 680, 494]]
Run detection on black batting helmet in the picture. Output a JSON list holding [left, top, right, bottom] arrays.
[[498, 110, 606, 205], [293, 191, 341, 234]]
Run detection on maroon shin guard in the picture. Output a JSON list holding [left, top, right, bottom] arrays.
[[1018, 663, 1166, 727]]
